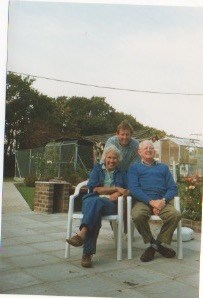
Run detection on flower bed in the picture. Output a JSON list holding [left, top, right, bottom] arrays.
[[178, 175, 202, 222]]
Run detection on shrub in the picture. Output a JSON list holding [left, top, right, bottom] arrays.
[[178, 175, 202, 221], [24, 175, 38, 187]]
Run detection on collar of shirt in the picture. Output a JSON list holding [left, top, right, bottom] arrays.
[[101, 163, 115, 174], [101, 164, 115, 186], [141, 159, 157, 166]]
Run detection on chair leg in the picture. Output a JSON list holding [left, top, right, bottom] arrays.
[[174, 196, 183, 260], [177, 220, 183, 259], [127, 196, 133, 259], [111, 221, 117, 248], [65, 217, 72, 258], [117, 196, 123, 261]]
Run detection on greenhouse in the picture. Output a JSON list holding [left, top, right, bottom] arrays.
[[15, 138, 94, 180], [156, 137, 203, 177]]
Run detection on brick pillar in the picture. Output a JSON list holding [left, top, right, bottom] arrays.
[[34, 182, 54, 213], [34, 181, 71, 213]]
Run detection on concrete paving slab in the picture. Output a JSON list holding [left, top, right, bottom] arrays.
[[0, 269, 40, 292], [1, 244, 41, 258], [0, 182, 202, 297], [2, 182, 31, 214], [2, 232, 66, 246], [5, 252, 62, 269], [140, 258, 199, 278], [100, 266, 167, 287], [24, 262, 86, 282], [0, 258, 14, 271], [135, 278, 199, 298], [29, 239, 66, 252], [4, 282, 60, 296], [177, 272, 200, 288], [108, 288, 147, 298], [45, 274, 133, 297]]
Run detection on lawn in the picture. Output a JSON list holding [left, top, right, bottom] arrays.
[[15, 183, 35, 210]]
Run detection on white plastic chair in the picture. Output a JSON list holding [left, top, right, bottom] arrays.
[[127, 196, 183, 260], [65, 180, 124, 261]]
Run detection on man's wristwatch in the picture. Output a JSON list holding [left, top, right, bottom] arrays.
[[162, 198, 166, 203]]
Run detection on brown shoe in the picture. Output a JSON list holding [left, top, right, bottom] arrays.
[[81, 254, 92, 268], [140, 246, 156, 262], [66, 234, 84, 247], [157, 244, 176, 258]]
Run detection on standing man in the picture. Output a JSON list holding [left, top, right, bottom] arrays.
[[128, 140, 181, 262], [102, 120, 140, 172]]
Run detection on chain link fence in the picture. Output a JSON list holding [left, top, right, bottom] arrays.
[[15, 139, 94, 181]]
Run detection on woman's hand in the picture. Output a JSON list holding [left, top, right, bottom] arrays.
[[109, 192, 120, 201], [116, 187, 130, 197]]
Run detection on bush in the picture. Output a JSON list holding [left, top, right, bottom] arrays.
[[24, 175, 38, 187], [63, 164, 89, 185], [178, 175, 202, 221]]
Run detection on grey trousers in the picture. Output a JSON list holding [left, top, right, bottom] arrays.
[[131, 200, 181, 245]]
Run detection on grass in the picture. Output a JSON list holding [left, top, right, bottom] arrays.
[[15, 183, 35, 210]]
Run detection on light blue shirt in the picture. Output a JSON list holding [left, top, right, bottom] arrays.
[[101, 135, 140, 171], [102, 164, 115, 186]]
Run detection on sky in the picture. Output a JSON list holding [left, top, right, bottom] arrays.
[[4, 0, 203, 141]]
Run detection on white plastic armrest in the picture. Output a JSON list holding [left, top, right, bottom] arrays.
[[74, 180, 88, 196], [174, 196, 181, 211]]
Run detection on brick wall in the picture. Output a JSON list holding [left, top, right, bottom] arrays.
[[34, 181, 71, 213]]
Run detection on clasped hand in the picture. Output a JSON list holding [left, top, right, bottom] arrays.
[[149, 199, 166, 215], [109, 187, 130, 201]]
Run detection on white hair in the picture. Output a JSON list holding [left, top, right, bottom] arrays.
[[101, 145, 122, 162], [139, 140, 154, 149]]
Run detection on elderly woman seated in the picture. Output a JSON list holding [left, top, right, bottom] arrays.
[[66, 145, 129, 268]]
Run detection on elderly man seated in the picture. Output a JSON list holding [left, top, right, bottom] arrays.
[[128, 140, 181, 262]]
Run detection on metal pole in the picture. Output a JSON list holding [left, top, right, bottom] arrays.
[[172, 160, 177, 182], [58, 144, 61, 178], [74, 144, 78, 172], [28, 149, 32, 175]]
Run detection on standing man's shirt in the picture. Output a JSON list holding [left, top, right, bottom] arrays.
[[103, 135, 140, 171]]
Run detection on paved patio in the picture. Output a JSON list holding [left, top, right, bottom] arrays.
[[0, 182, 202, 297]]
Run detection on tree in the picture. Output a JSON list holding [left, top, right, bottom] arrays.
[[5, 72, 166, 178], [5, 73, 62, 154], [54, 96, 81, 137], [65, 96, 117, 135], [5, 73, 37, 155]]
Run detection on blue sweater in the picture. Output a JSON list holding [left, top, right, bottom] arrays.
[[128, 162, 178, 204]]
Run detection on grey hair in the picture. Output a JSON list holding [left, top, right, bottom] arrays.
[[139, 140, 154, 149], [101, 145, 122, 162]]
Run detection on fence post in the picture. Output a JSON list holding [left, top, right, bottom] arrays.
[[28, 149, 32, 176], [172, 160, 177, 182]]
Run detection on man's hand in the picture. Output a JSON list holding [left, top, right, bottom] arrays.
[[149, 199, 166, 212], [152, 207, 160, 215]]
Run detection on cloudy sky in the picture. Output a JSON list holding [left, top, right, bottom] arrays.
[[4, 0, 203, 140]]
